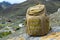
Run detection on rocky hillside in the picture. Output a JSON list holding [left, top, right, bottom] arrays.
[[0, 0, 60, 40], [0, 1, 11, 9], [0, 1, 12, 15], [50, 8, 60, 27], [0, 8, 60, 40], [0, 0, 60, 17]]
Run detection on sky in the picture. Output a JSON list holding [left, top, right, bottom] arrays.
[[0, 0, 26, 4]]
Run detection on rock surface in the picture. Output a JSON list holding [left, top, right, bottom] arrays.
[[49, 8, 60, 27], [26, 4, 50, 36], [41, 32, 60, 40], [0, 27, 60, 40]]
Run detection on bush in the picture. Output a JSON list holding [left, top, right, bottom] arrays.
[[0, 31, 11, 38]]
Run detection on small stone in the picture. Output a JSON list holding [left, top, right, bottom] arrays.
[[7, 38, 14, 40], [19, 23, 24, 27], [19, 37, 25, 40]]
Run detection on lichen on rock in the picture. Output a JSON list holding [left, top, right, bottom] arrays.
[[26, 4, 50, 36]]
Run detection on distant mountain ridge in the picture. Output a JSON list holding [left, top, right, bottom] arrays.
[[0, 0, 60, 17], [0, 1, 12, 9]]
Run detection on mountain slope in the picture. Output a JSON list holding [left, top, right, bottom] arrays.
[[1, 1, 36, 17], [0, 0, 60, 17], [0, 1, 11, 9]]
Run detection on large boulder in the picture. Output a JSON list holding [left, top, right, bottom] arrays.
[[26, 4, 50, 36]]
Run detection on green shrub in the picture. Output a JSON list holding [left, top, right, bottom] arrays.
[[0, 31, 11, 38]]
